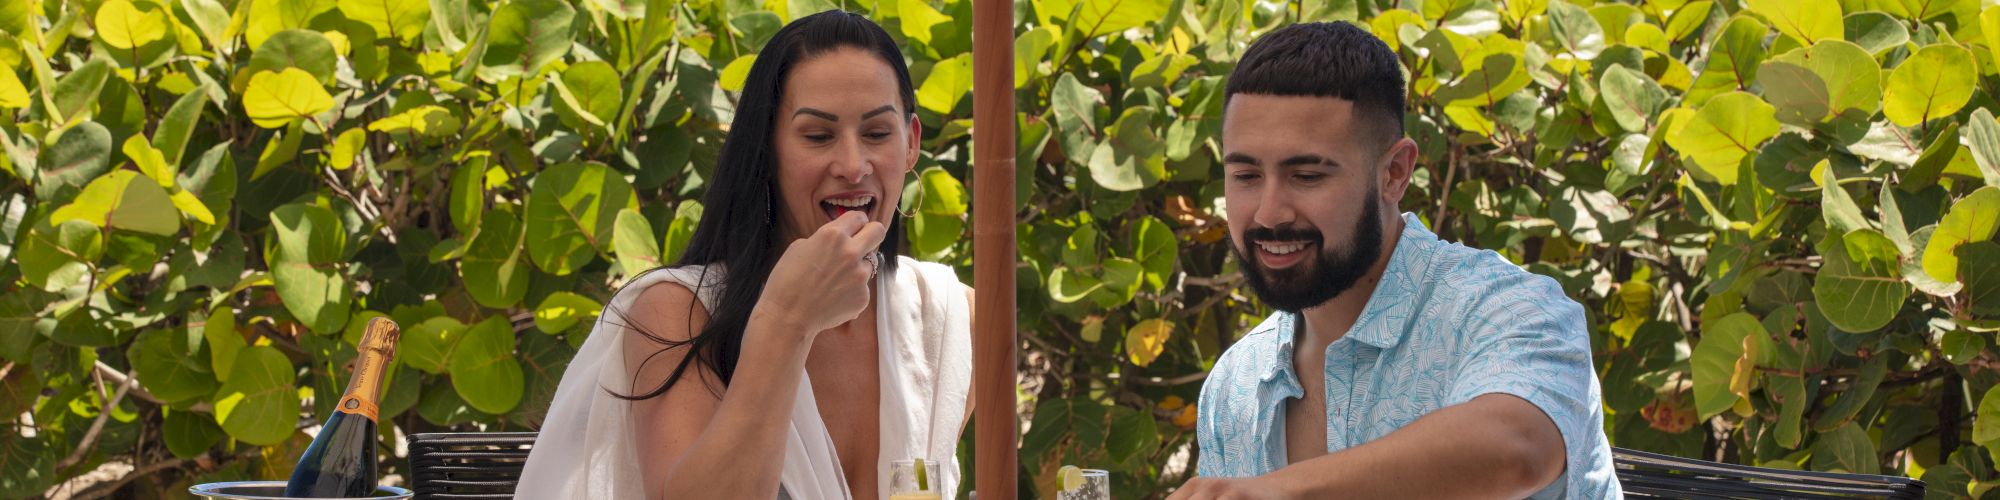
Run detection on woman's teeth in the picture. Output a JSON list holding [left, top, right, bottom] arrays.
[[826, 196, 873, 207], [822, 195, 875, 219], [1258, 241, 1307, 255]]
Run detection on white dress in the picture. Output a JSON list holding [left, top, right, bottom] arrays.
[[515, 257, 972, 500]]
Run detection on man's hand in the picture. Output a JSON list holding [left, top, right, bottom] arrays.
[[1166, 476, 1290, 500]]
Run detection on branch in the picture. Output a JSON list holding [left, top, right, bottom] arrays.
[[67, 447, 263, 500], [93, 362, 211, 413], [57, 369, 136, 470]]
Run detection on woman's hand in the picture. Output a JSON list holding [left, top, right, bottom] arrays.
[[757, 211, 888, 336]]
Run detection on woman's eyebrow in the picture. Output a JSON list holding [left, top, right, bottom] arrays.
[[793, 108, 840, 121], [860, 104, 897, 119], [791, 104, 899, 122]]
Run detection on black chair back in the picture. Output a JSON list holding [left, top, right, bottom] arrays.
[[407, 432, 538, 499], [1614, 447, 1925, 499], [402, 433, 1928, 499]]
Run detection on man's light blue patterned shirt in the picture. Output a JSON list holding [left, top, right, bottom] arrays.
[[1196, 213, 1620, 498]]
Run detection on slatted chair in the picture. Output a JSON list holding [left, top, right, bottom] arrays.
[[404, 432, 1928, 499], [407, 432, 537, 499], [1615, 447, 1925, 499]]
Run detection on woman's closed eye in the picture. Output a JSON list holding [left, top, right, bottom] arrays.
[[803, 133, 835, 144]]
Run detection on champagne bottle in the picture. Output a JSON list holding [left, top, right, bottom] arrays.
[[285, 317, 400, 497]]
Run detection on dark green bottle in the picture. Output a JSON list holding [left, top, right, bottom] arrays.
[[285, 317, 399, 497]]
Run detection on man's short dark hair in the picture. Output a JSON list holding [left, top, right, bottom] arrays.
[[1225, 21, 1406, 149]]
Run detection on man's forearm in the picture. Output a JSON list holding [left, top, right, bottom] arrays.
[[1262, 394, 1567, 499]]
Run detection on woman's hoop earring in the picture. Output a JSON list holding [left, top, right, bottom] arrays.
[[897, 168, 924, 219]]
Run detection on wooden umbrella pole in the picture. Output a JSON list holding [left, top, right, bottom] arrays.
[[970, 0, 1017, 496]]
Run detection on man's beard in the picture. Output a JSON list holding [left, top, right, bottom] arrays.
[[1230, 193, 1384, 313]]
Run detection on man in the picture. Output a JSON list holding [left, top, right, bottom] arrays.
[[1172, 22, 1621, 499]]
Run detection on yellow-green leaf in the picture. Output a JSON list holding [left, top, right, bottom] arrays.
[[719, 55, 755, 93], [121, 135, 173, 188], [242, 68, 333, 128], [1124, 319, 1173, 367], [95, 0, 170, 49], [1745, 0, 1841, 45], [1667, 92, 1780, 185], [170, 189, 215, 224], [49, 170, 181, 235], [0, 65, 28, 108], [1923, 187, 2000, 284], [1884, 44, 1976, 127]]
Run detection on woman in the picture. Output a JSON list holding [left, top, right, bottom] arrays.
[[517, 11, 974, 500]]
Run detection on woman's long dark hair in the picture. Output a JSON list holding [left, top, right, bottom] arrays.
[[611, 10, 916, 400]]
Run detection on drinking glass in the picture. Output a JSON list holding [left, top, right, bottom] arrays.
[[1057, 469, 1109, 500], [888, 459, 943, 500]]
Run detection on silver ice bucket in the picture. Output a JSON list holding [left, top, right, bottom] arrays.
[[188, 481, 412, 499]]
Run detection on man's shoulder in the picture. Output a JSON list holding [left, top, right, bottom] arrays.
[[1200, 314, 1289, 402], [1410, 241, 1574, 314]]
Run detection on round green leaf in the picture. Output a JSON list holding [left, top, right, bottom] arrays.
[[1815, 230, 1913, 333], [246, 30, 337, 86], [212, 345, 300, 446], [1810, 422, 1880, 474], [477, 0, 575, 82], [1667, 91, 1779, 185], [127, 328, 218, 403], [400, 316, 466, 374], [95, 0, 170, 49], [463, 210, 531, 308], [1089, 107, 1166, 191], [48, 170, 181, 236], [16, 217, 102, 291], [35, 121, 114, 203], [909, 210, 965, 257], [1922, 187, 2000, 284], [243, 68, 334, 129], [551, 61, 623, 131], [1883, 44, 1976, 127], [1691, 312, 1773, 419], [918, 53, 972, 115], [533, 291, 601, 335], [162, 408, 224, 458], [718, 55, 756, 93], [916, 166, 969, 215], [268, 203, 351, 334], [525, 162, 638, 276], [450, 316, 524, 414], [1599, 65, 1666, 133]]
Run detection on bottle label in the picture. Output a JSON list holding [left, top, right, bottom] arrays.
[[336, 394, 380, 421]]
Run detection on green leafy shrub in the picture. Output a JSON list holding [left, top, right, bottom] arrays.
[[6, 0, 2000, 497]]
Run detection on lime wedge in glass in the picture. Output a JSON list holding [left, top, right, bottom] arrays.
[[1059, 465, 1084, 492], [915, 458, 928, 491]]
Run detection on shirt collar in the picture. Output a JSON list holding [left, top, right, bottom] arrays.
[[1252, 212, 1437, 382]]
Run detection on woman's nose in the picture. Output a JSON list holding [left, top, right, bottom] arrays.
[[831, 135, 870, 183]]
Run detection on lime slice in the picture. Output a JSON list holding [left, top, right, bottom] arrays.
[[914, 458, 928, 491], [1059, 465, 1084, 492]]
